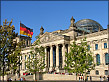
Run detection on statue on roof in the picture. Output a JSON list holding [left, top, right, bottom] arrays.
[[70, 16, 75, 27], [40, 26, 44, 35]]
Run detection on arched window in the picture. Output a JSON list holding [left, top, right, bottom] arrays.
[[96, 54, 100, 66], [105, 53, 109, 65], [95, 70, 99, 75], [104, 43, 107, 48], [95, 44, 98, 50], [88, 45, 90, 51]]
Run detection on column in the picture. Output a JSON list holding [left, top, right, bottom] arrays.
[[29, 40, 31, 45], [62, 44, 66, 68], [45, 47, 47, 66], [43, 47, 47, 72], [68, 44, 70, 53], [50, 45, 53, 71], [22, 55, 25, 70], [25, 40, 27, 47], [28, 40, 30, 46], [56, 44, 59, 72]]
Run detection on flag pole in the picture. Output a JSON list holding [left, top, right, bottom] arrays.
[[20, 21, 21, 37], [18, 21, 21, 78]]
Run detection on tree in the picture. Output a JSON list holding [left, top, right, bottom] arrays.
[[8, 40, 24, 78], [26, 36, 45, 81], [64, 38, 95, 81], [0, 19, 18, 82]]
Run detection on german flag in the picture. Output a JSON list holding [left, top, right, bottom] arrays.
[[20, 23, 33, 38]]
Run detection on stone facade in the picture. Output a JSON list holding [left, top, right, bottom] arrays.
[[20, 17, 108, 79]]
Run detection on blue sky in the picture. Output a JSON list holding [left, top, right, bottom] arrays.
[[1, 1, 108, 43]]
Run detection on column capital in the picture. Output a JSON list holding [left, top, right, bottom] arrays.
[[55, 44, 59, 47]]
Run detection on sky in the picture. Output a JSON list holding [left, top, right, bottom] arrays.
[[1, 1, 108, 43]]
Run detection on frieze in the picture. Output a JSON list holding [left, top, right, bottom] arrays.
[[40, 32, 65, 43]]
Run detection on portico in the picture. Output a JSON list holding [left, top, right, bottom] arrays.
[[44, 43, 69, 72]]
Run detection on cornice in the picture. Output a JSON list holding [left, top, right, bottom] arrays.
[[76, 30, 107, 40]]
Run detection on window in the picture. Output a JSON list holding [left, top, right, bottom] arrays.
[[86, 71, 90, 74], [104, 43, 107, 48], [25, 62, 26, 70], [33, 54, 34, 58], [95, 70, 99, 75], [95, 44, 98, 50], [88, 45, 90, 51], [25, 55, 26, 60], [21, 56, 22, 60], [105, 53, 109, 65], [96, 54, 100, 66], [29, 55, 30, 59], [105, 70, 108, 75]]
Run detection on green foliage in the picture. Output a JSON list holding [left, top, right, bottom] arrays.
[[8, 40, 25, 74], [64, 38, 95, 80], [0, 19, 18, 76], [0, 20, 25, 82], [26, 36, 45, 80]]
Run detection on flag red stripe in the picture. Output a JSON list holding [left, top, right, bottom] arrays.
[[20, 27, 33, 35]]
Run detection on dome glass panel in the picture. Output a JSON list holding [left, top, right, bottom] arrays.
[[75, 19, 103, 32]]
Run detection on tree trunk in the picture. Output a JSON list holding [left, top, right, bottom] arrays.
[[3, 55, 5, 82], [18, 56, 20, 78], [85, 70, 87, 82], [3, 67, 4, 82], [35, 72, 37, 81], [76, 73, 77, 81]]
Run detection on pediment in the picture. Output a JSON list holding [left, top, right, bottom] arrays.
[[40, 32, 64, 43]]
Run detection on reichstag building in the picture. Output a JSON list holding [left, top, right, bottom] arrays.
[[19, 16, 108, 80]]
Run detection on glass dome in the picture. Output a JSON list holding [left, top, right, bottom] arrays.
[[75, 19, 103, 32]]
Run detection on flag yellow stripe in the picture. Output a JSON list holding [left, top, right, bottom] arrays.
[[20, 30, 32, 38]]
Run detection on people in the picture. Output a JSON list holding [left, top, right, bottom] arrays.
[[81, 76, 82, 80], [107, 75, 109, 81], [79, 77, 80, 81], [20, 77, 23, 81], [85, 76, 87, 82], [83, 76, 84, 81], [7, 78, 9, 82], [87, 76, 88, 81], [23, 77, 25, 81], [100, 76, 102, 81], [90, 76, 92, 81], [9, 78, 12, 81], [103, 76, 105, 81]]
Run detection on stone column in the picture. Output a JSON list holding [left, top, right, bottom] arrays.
[[45, 47, 47, 66], [50, 45, 53, 71], [22, 54, 25, 70], [28, 40, 30, 46], [43, 47, 47, 72], [62, 44, 66, 69], [25, 40, 27, 47], [56, 44, 59, 72], [29, 40, 31, 45], [68, 44, 70, 53]]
